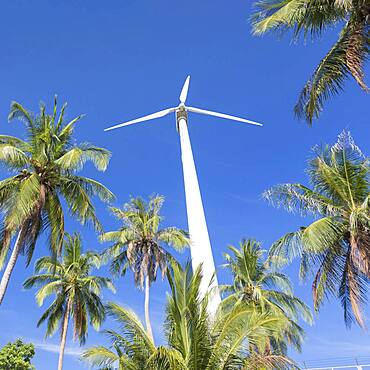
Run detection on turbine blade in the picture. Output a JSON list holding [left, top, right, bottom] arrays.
[[104, 108, 176, 131], [187, 106, 262, 127], [179, 76, 191, 104]]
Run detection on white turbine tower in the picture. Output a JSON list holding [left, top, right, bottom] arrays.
[[105, 76, 261, 316]]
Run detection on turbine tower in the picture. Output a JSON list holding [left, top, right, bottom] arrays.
[[105, 76, 261, 315]]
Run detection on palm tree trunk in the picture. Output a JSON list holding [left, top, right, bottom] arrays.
[[350, 234, 369, 275], [144, 275, 154, 341], [0, 226, 27, 305], [0, 185, 46, 306], [58, 301, 71, 370]]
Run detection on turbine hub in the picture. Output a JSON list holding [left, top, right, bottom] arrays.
[[176, 106, 188, 130]]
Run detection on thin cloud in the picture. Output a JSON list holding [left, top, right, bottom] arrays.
[[307, 335, 370, 356], [0, 308, 18, 319], [317, 338, 370, 354], [33, 341, 83, 357], [228, 193, 261, 205]]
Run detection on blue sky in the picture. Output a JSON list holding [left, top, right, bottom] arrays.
[[0, 1, 369, 369]]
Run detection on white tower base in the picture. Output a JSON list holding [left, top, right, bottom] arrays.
[[177, 110, 221, 316]]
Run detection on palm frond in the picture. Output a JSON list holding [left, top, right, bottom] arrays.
[[25, 233, 112, 344], [252, 1, 369, 123], [339, 253, 368, 328], [252, 0, 345, 37], [65, 175, 115, 203], [294, 19, 368, 123], [0, 144, 29, 170], [263, 183, 341, 216], [59, 177, 102, 232], [8, 101, 34, 127], [57, 114, 85, 142], [243, 352, 296, 370], [55, 144, 111, 172], [6, 173, 40, 230], [82, 346, 120, 369], [157, 227, 189, 251], [106, 303, 156, 354], [147, 347, 187, 370]]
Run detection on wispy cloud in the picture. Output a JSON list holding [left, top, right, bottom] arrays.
[[307, 335, 370, 357], [33, 341, 83, 357], [230, 194, 261, 204], [0, 308, 17, 319]]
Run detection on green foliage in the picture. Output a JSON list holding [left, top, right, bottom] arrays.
[[0, 339, 35, 370], [252, 0, 370, 123], [83, 262, 296, 370], [101, 195, 189, 288], [221, 239, 312, 354], [0, 97, 114, 270], [24, 233, 115, 344], [264, 131, 370, 328], [101, 194, 189, 339]]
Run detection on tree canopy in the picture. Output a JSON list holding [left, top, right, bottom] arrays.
[[83, 262, 296, 369], [24, 233, 115, 370], [0, 339, 35, 370], [252, 0, 370, 123], [221, 239, 312, 353], [0, 97, 114, 305], [264, 130, 370, 327]]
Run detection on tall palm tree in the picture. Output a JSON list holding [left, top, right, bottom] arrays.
[[221, 239, 312, 353], [83, 262, 295, 370], [24, 233, 115, 370], [0, 97, 114, 304], [101, 195, 189, 340], [263, 130, 370, 328], [252, 0, 370, 123]]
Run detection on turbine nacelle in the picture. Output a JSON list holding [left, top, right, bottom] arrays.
[[104, 76, 262, 132]]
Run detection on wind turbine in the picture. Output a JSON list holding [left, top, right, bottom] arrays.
[[105, 76, 262, 316]]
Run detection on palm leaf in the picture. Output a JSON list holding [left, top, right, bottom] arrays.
[[55, 144, 111, 172]]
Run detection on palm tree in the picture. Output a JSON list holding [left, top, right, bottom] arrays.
[[24, 233, 115, 370], [252, 0, 370, 123], [221, 239, 312, 354], [83, 262, 295, 370], [263, 130, 370, 328], [101, 195, 189, 340], [0, 97, 114, 304]]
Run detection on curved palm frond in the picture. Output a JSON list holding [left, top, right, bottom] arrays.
[[221, 239, 311, 354], [100, 195, 189, 339], [82, 346, 120, 369], [294, 20, 367, 123], [55, 144, 111, 172], [252, 0, 370, 123], [0, 144, 29, 169], [265, 131, 370, 328], [83, 262, 296, 370], [0, 97, 113, 306], [24, 233, 115, 346], [106, 302, 156, 360]]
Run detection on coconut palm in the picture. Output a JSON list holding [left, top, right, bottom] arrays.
[[0, 97, 114, 304], [83, 262, 295, 370], [264, 130, 370, 328], [24, 233, 115, 370], [221, 239, 312, 353], [252, 0, 370, 123], [100, 195, 189, 340]]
